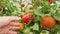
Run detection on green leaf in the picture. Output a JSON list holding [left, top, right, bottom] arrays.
[[44, 1, 51, 8], [32, 23, 39, 30], [54, 12, 60, 21], [41, 1, 51, 9], [57, 30, 60, 34], [49, 25, 60, 34], [41, 30, 47, 34], [23, 28, 30, 34]]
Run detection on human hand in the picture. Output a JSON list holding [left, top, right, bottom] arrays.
[[0, 16, 21, 34]]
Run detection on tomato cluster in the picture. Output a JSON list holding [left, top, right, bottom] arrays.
[[20, 1, 58, 29], [20, 12, 57, 29]]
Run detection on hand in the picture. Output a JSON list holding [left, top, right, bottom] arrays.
[[0, 16, 21, 34]]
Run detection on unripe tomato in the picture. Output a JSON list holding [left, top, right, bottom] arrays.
[[0, 6, 2, 11], [41, 16, 56, 29], [20, 3, 25, 7], [19, 23, 24, 30], [47, 0, 52, 4], [20, 12, 25, 18], [29, 5, 34, 10], [22, 13, 34, 24]]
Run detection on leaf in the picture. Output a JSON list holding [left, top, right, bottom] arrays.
[[33, 30, 40, 34], [54, 12, 60, 21], [41, 1, 51, 9], [23, 28, 30, 34], [49, 24, 60, 34], [57, 30, 60, 34], [32, 23, 39, 30], [41, 30, 47, 34]]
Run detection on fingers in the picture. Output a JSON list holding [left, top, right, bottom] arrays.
[[0, 16, 21, 27], [9, 16, 21, 22], [10, 22, 20, 26], [9, 26, 20, 30], [9, 22, 20, 30], [8, 31, 17, 34], [0, 30, 17, 34], [0, 16, 20, 34], [0, 28, 9, 34]]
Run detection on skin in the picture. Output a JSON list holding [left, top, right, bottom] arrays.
[[41, 16, 56, 29], [0, 16, 21, 34]]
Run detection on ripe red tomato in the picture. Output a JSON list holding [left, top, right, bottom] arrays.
[[47, 0, 52, 4], [41, 16, 56, 29], [22, 13, 34, 24]]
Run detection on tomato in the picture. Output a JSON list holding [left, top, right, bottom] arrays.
[[20, 12, 25, 18], [0, 6, 2, 11], [47, 0, 52, 4], [22, 13, 34, 24], [21, 3, 25, 7], [19, 23, 24, 30], [29, 5, 34, 10], [41, 16, 56, 29]]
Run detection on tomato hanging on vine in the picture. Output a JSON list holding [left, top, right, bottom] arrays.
[[22, 13, 34, 24], [41, 16, 56, 29]]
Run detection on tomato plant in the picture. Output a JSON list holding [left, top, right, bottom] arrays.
[[0, 0, 60, 34]]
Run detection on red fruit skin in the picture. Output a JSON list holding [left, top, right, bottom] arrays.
[[41, 16, 56, 29], [22, 13, 34, 24], [47, 0, 52, 4]]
